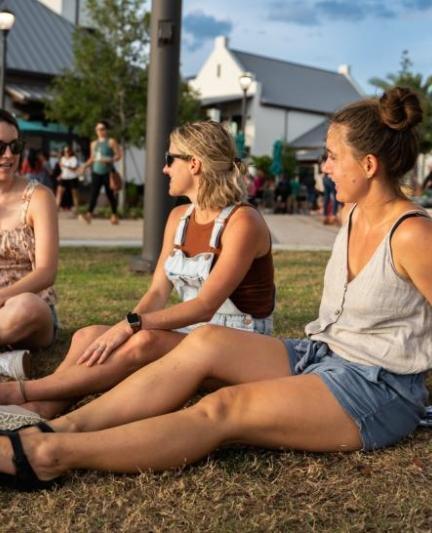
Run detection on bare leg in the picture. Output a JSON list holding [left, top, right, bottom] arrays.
[[71, 189, 80, 214], [0, 293, 54, 348], [0, 372, 361, 480], [55, 186, 64, 209], [0, 325, 186, 419], [51, 325, 291, 433]]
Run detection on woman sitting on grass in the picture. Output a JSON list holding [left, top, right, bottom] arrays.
[[0, 110, 58, 381], [0, 86, 431, 491], [0, 120, 274, 421]]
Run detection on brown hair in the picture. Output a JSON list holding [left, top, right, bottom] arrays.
[[170, 121, 247, 210], [330, 87, 422, 189]]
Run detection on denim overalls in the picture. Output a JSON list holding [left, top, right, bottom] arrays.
[[164, 204, 273, 334]]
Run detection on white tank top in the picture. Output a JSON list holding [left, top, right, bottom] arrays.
[[305, 208, 432, 374]]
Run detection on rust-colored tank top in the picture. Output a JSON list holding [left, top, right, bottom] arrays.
[[180, 205, 275, 318]]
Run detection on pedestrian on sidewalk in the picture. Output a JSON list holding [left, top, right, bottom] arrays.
[[320, 154, 340, 225], [80, 121, 122, 225], [56, 146, 80, 216]]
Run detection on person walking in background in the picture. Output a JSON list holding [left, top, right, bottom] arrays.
[[320, 154, 340, 225], [80, 121, 122, 225], [21, 148, 43, 183], [56, 146, 80, 216]]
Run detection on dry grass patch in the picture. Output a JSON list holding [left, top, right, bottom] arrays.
[[0, 248, 431, 532]]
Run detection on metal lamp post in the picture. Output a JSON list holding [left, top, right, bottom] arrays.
[[238, 72, 253, 134], [0, 9, 14, 109]]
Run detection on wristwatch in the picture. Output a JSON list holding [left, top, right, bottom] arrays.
[[126, 312, 142, 334]]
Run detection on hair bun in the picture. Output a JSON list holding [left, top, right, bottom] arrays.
[[378, 87, 423, 131]]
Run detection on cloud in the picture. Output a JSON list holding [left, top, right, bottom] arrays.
[[267, 0, 428, 26], [267, 1, 319, 25], [183, 11, 232, 51], [317, 0, 396, 20], [402, 0, 432, 10]]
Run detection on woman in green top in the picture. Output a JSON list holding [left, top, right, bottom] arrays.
[[81, 121, 122, 225]]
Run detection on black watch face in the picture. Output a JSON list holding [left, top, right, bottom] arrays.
[[127, 313, 141, 329]]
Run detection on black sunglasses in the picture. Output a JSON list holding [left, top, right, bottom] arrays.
[[0, 138, 25, 156], [164, 152, 191, 167]]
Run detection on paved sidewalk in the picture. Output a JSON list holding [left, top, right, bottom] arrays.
[[60, 208, 432, 250], [59, 212, 339, 250]]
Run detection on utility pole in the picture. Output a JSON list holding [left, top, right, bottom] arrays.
[[131, 0, 182, 272]]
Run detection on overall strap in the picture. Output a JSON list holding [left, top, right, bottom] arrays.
[[173, 204, 195, 247], [209, 205, 237, 249], [21, 180, 38, 225]]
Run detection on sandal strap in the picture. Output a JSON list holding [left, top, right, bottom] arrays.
[[9, 432, 40, 488], [35, 421, 54, 433]]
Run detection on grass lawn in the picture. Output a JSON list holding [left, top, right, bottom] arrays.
[[0, 248, 431, 532]]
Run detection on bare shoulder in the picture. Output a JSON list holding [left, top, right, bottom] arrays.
[[224, 204, 270, 254], [227, 204, 265, 230], [392, 210, 432, 255], [27, 182, 56, 212]]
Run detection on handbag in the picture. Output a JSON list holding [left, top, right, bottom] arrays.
[[109, 168, 122, 192]]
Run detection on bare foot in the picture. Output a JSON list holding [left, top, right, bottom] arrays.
[[0, 429, 62, 482], [0, 433, 14, 474]]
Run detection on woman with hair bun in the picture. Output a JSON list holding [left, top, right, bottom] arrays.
[[0, 120, 275, 424], [0, 88, 431, 490]]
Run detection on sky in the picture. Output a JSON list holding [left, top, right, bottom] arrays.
[[180, 0, 432, 94]]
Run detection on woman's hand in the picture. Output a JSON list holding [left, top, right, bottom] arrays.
[[77, 320, 133, 366]]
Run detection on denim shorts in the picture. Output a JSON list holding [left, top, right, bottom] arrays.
[[49, 305, 60, 344], [284, 339, 429, 451]]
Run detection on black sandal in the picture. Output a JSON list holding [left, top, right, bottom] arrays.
[[0, 421, 61, 492]]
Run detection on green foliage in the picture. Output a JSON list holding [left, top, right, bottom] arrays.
[[177, 81, 206, 125], [281, 143, 297, 176], [46, 0, 201, 145], [369, 50, 432, 154], [46, 0, 149, 145], [250, 155, 272, 174]]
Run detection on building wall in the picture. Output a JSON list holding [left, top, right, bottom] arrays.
[[190, 36, 257, 100], [250, 89, 325, 156], [39, 0, 93, 27]]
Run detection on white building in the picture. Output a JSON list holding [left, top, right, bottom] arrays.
[[190, 36, 364, 159], [38, 0, 92, 27]]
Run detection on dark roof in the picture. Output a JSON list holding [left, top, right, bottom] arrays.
[[1, 0, 74, 77], [231, 49, 362, 114], [291, 120, 329, 149]]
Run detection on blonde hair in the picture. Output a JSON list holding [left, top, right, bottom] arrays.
[[170, 121, 248, 210]]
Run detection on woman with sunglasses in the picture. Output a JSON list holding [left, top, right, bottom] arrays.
[[0, 120, 274, 424], [0, 87, 430, 492], [0, 110, 58, 383], [80, 120, 122, 225]]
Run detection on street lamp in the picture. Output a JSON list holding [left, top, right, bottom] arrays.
[[0, 9, 15, 109], [238, 71, 253, 134]]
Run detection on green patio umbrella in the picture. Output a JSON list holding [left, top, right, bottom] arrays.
[[270, 139, 283, 176]]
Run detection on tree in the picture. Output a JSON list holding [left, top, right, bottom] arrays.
[[369, 50, 432, 155], [46, 0, 203, 196], [46, 0, 150, 146]]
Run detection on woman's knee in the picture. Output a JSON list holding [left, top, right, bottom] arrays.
[[194, 386, 243, 429], [121, 329, 159, 365], [2, 293, 49, 330], [71, 325, 107, 347]]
